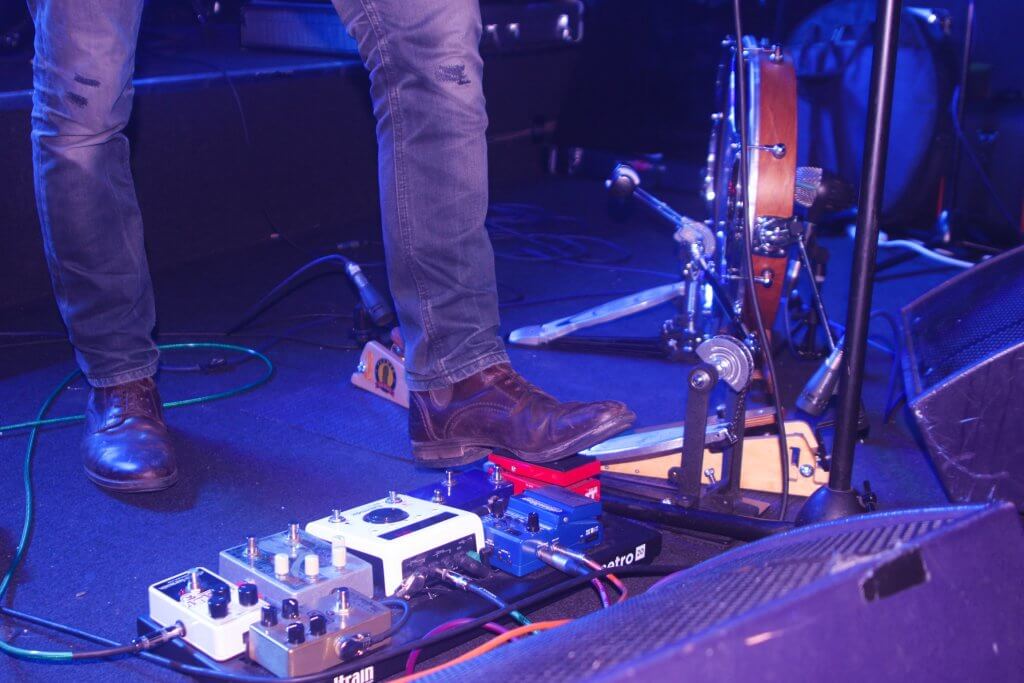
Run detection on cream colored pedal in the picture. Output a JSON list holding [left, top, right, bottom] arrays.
[[351, 341, 409, 408], [599, 420, 826, 497]]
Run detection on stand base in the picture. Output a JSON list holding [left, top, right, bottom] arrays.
[[795, 485, 866, 526]]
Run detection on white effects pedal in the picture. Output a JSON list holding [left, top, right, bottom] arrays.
[[306, 492, 483, 597], [148, 567, 264, 661]]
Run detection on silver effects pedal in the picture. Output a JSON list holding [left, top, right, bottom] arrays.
[[219, 522, 374, 605], [247, 587, 391, 677], [148, 567, 263, 661], [306, 491, 484, 597]]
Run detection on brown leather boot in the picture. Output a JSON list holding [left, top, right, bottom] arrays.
[[82, 377, 178, 492], [409, 363, 635, 468]]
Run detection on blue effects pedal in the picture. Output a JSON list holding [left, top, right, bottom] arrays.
[[406, 467, 514, 515], [482, 486, 603, 576]]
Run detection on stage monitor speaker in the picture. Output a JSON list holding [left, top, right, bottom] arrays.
[[901, 245, 1024, 508], [420, 503, 1024, 682]]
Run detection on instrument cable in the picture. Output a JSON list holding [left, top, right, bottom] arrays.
[[731, 0, 790, 521], [1, 563, 686, 681], [0, 343, 274, 662]]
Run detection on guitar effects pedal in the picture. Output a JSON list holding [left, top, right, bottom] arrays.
[[306, 492, 484, 597], [482, 486, 603, 576], [219, 523, 374, 605], [147, 567, 263, 660], [247, 588, 392, 677], [405, 467, 513, 514]]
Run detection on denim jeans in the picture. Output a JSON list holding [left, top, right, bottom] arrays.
[[29, 0, 508, 391]]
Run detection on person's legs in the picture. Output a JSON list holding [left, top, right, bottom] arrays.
[[330, 0, 507, 391], [29, 0, 176, 491], [332, 0, 635, 466], [29, 0, 157, 385]]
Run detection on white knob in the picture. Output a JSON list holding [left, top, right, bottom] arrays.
[[331, 536, 347, 568], [273, 552, 290, 577], [304, 552, 320, 577]]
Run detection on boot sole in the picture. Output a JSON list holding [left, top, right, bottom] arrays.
[[84, 468, 179, 493], [412, 411, 636, 469]]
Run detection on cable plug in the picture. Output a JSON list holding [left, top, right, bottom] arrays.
[[435, 567, 471, 590], [531, 544, 589, 576], [131, 622, 186, 652]]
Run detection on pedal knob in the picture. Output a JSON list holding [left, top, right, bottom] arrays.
[[213, 584, 231, 603], [208, 595, 229, 620], [286, 622, 305, 644], [331, 537, 347, 568], [261, 604, 279, 627], [309, 612, 327, 637], [274, 552, 290, 577], [282, 598, 300, 620], [526, 511, 540, 533], [238, 582, 259, 607], [303, 552, 320, 578]]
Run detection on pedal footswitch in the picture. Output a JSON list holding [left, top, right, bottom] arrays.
[[219, 522, 374, 605], [147, 567, 263, 660]]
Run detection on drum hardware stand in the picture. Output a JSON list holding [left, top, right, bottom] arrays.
[[508, 164, 753, 361], [797, 0, 902, 525]]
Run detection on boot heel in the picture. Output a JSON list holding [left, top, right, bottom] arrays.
[[411, 440, 490, 469]]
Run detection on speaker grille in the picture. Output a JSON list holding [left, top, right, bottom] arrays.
[[903, 247, 1024, 395], [422, 510, 966, 682]]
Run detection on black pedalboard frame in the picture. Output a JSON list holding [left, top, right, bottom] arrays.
[[137, 514, 662, 681]]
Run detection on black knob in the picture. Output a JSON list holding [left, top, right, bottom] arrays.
[[282, 598, 300, 619], [238, 583, 259, 607], [308, 611, 327, 636], [213, 584, 231, 602], [208, 595, 229, 620], [261, 604, 278, 627], [286, 622, 305, 644], [526, 511, 540, 533]]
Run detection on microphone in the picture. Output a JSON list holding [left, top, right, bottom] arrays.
[[796, 336, 845, 416], [794, 166, 856, 223], [342, 258, 394, 327]]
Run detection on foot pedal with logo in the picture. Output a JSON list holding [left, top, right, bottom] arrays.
[[351, 340, 408, 408], [488, 453, 602, 500], [482, 486, 603, 576]]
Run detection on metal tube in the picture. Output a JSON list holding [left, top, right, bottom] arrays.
[[829, 0, 903, 492]]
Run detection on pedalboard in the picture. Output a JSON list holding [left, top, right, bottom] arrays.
[[306, 492, 485, 597], [406, 467, 514, 514], [482, 486, 603, 576], [219, 523, 374, 605], [247, 588, 392, 677], [148, 567, 263, 661]]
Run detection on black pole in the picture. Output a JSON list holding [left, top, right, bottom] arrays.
[[797, 0, 903, 524]]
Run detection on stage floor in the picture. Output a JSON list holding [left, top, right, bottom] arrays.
[[0, 175, 957, 681]]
